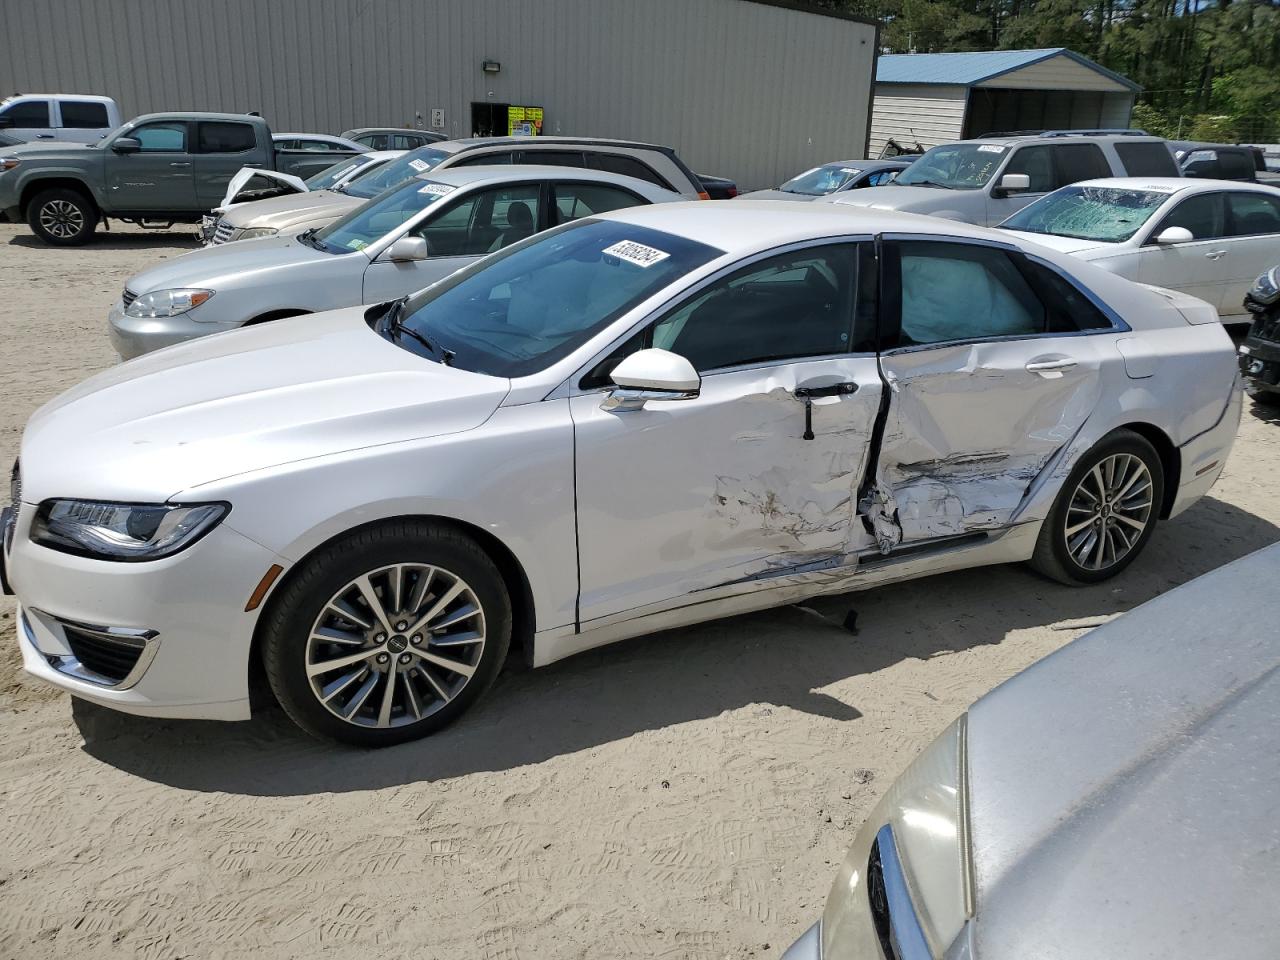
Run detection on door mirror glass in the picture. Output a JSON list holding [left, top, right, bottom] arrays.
[[1155, 226, 1194, 244], [603, 348, 700, 410], [386, 235, 430, 261], [998, 173, 1031, 193], [112, 136, 141, 154]]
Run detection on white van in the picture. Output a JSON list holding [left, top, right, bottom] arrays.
[[0, 94, 121, 144]]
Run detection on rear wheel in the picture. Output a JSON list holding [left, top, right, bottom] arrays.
[[261, 521, 511, 747], [26, 188, 98, 245], [1029, 429, 1163, 585]]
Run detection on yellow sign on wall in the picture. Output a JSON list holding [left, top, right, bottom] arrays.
[[508, 105, 544, 137]]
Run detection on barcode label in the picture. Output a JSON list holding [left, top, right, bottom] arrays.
[[418, 182, 454, 195], [602, 240, 670, 268]]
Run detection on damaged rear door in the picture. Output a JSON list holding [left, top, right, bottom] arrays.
[[571, 240, 883, 625], [864, 236, 1117, 550]]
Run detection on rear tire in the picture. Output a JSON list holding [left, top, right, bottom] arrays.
[[261, 520, 511, 747], [1029, 429, 1164, 585], [26, 188, 98, 245]]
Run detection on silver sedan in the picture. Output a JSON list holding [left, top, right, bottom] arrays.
[[109, 166, 680, 359]]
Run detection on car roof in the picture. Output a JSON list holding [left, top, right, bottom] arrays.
[[342, 127, 433, 136], [817, 158, 911, 168], [2, 93, 115, 102], [1071, 176, 1280, 195], [358, 150, 406, 161], [132, 112, 269, 124], [592, 199, 1006, 253], [964, 133, 1168, 147], [437, 135, 676, 154], [418, 164, 674, 194]]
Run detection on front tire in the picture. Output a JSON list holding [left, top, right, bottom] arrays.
[[26, 188, 98, 245], [1029, 429, 1164, 585], [1247, 384, 1280, 408], [261, 521, 511, 747]]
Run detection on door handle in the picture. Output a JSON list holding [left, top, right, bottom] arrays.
[[36, 133, 54, 139], [169, 161, 191, 167], [243, 163, 263, 168], [794, 381, 858, 440], [1025, 357, 1077, 379], [1205, 249, 1227, 260]]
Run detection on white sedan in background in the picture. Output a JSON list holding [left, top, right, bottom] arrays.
[[8, 203, 1240, 746], [998, 177, 1280, 322], [110, 166, 680, 358]]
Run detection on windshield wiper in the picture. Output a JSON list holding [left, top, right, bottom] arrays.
[[297, 227, 331, 251], [383, 297, 455, 364], [900, 178, 956, 190]]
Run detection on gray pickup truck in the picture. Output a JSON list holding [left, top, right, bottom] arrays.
[[0, 112, 365, 245]]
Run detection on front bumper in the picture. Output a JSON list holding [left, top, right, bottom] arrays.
[[781, 921, 823, 960], [7, 502, 286, 720], [1238, 335, 1280, 395], [107, 299, 240, 361]]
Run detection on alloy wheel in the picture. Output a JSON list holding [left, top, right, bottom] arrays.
[[1063, 453, 1154, 572], [39, 199, 84, 239], [305, 563, 486, 729]]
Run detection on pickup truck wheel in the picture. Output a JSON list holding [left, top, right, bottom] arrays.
[[27, 188, 98, 245]]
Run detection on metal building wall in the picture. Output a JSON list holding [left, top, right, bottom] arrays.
[[0, 0, 878, 189]]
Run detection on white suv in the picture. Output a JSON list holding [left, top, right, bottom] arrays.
[[824, 132, 1180, 225]]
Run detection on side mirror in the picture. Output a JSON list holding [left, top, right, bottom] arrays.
[[602, 348, 700, 411], [111, 137, 141, 154], [386, 235, 430, 261], [1155, 226, 1194, 245], [997, 173, 1031, 193]]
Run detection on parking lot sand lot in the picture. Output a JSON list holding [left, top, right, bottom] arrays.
[[1, 223, 1277, 959]]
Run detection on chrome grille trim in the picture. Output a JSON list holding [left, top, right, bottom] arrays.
[[211, 220, 236, 245], [121, 287, 138, 308], [26, 608, 161, 690]]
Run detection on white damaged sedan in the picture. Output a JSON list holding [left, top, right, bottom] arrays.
[[3, 203, 1241, 745]]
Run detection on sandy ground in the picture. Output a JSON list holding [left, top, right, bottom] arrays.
[[0, 221, 1276, 960]]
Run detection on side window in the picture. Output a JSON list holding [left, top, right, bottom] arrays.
[[1, 100, 50, 127], [197, 121, 255, 153], [1226, 193, 1280, 237], [392, 134, 419, 150], [1003, 146, 1054, 193], [1017, 257, 1114, 332], [865, 170, 897, 186], [895, 241, 1043, 346], [1220, 150, 1256, 181], [1181, 150, 1219, 178], [1053, 144, 1110, 188], [1152, 193, 1226, 240], [552, 183, 645, 225], [520, 149, 585, 168], [60, 100, 109, 127], [417, 184, 540, 256], [648, 245, 861, 372], [364, 134, 390, 150], [132, 121, 187, 152], [586, 152, 669, 188], [1115, 141, 1178, 177], [299, 139, 337, 152], [452, 151, 513, 167]]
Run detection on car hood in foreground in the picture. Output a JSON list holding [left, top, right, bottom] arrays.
[[964, 543, 1280, 959], [826, 184, 980, 215], [125, 234, 336, 294], [22, 308, 509, 502], [220, 189, 359, 230]]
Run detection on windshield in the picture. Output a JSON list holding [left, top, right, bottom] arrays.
[[312, 178, 452, 252], [999, 186, 1169, 243], [387, 219, 721, 377], [780, 164, 862, 196], [305, 156, 368, 190], [896, 143, 1008, 189], [344, 147, 451, 198]]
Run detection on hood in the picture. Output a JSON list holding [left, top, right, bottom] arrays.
[[125, 234, 338, 294], [220, 189, 359, 230], [219, 167, 307, 209], [1, 140, 101, 159], [21, 307, 510, 502], [964, 543, 1280, 959], [736, 189, 818, 202], [993, 228, 1114, 257], [827, 184, 976, 214]]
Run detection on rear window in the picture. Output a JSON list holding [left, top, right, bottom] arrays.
[[587, 152, 671, 189], [518, 149, 586, 167], [60, 100, 109, 128], [1220, 150, 1256, 180], [1115, 141, 1179, 177], [198, 121, 256, 153], [1053, 143, 1110, 187]]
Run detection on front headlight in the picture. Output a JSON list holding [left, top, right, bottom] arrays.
[[822, 717, 972, 960], [30, 499, 229, 561], [1249, 266, 1280, 306], [124, 288, 214, 318], [237, 227, 278, 239]]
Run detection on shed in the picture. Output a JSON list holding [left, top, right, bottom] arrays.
[[869, 48, 1139, 157]]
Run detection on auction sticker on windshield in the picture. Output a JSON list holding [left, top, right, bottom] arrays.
[[409, 158, 431, 172], [977, 144, 1006, 154], [418, 183, 454, 195], [603, 240, 670, 268]]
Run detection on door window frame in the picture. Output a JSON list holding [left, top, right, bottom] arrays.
[[1223, 190, 1280, 238], [557, 236, 878, 397], [549, 179, 648, 225], [126, 119, 190, 153], [880, 234, 1128, 354], [1140, 191, 1228, 245]]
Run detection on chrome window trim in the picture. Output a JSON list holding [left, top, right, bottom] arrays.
[[553, 234, 877, 399], [27, 607, 161, 690]]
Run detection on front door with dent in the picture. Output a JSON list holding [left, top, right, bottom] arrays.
[[871, 238, 1117, 547], [571, 242, 883, 625]]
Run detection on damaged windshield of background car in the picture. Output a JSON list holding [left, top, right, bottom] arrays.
[[896, 143, 1006, 189], [1000, 186, 1169, 242], [388, 220, 721, 377]]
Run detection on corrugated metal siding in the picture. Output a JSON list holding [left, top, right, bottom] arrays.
[[975, 54, 1131, 92], [0, 0, 876, 190], [868, 84, 966, 156]]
